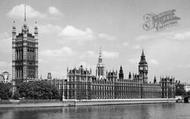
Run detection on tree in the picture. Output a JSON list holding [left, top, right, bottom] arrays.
[[0, 83, 12, 99], [18, 81, 60, 99], [12, 90, 20, 100], [187, 91, 190, 96], [175, 83, 185, 96]]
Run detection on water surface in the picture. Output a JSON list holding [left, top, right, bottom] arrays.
[[0, 103, 189, 119]]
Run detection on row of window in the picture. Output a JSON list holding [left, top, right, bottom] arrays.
[[67, 84, 162, 91]]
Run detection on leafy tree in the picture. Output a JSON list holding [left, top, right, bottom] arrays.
[[187, 91, 190, 96], [175, 83, 186, 96], [0, 83, 12, 99], [12, 90, 20, 100], [18, 81, 60, 99]]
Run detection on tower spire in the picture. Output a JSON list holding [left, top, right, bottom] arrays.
[[140, 49, 147, 64], [119, 66, 124, 79], [24, 0, 26, 22], [98, 47, 102, 63], [141, 49, 145, 57], [99, 47, 102, 58]]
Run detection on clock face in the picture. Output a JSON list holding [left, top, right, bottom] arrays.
[[139, 66, 148, 70]]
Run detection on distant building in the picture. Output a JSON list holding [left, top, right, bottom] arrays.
[[0, 71, 10, 83], [66, 65, 92, 99], [2, 71, 10, 83], [47, 72, 52, 80], [12, 21, 38, 85], [160, 77, 175, 98], [184, 83, 190, 92]]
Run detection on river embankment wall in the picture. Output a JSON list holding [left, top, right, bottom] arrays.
[[0, 98, 176, 108]]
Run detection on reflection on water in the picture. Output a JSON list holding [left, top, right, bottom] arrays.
[[0, 103, 189, 119]]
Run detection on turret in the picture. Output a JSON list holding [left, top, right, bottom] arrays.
[[12, 20, 17, 97], [12, 21, 16, 40], [47, 73, 52, 80], [119, 66, 124, 79], [22, 23, 29, 34], [154, 76, 157, 84], [128, 72, 132, 79], [34, 21, 38, 36], [34, 21, 38, 79]]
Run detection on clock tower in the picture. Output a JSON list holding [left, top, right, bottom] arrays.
[[138, 50, 148, 83], [96, 48, 105, 79]]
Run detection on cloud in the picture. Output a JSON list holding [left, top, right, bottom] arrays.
[[59, 25, 95, 41], [78, 61, 95, 69], [7, 4, 46, 19], [39, 24, 62, 34], [135, 32, 172, 41], [0, 32, 11, 72], [80, 50, 119, 59], [102, 51, 119, 59], [7, 4, 63, 20], [136, 30, 190, 41], [0, 32, 11, 53], [0, 61, 10, 67], [80, 50, 96, 59], [173, 31, 190, 40], [0, 61, 11, 72], [0, 32, 10, 39], [40, 24, 116, 43], [48, 6, 63, 16], [59, 25, 117, 42], [149, 59, 159, 65], [132, 44, 141, 50], [98, 33, 116, 41], [123, 42, 129, 47], [128, 58, 158, 65], [136, 35, 152, 41], [177, 64, 190, 69], [128, 58, 139, 64], [41, 46, 74, 57]]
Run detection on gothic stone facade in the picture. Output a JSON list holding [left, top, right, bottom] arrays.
[[63, 50, 175, 100], [12, 22, 38, 85], [64, 66, 173, 100], [65, 65, 92, 99], [160, 77, 175, 98]]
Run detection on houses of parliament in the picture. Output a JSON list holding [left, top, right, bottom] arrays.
[[11, 15, 175, 100], [64, 49, 175, 99]]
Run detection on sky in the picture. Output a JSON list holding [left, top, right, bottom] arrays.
[[0, 0, 190, 82]]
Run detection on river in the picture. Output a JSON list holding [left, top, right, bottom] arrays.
[[0, 103, 189, 119]]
